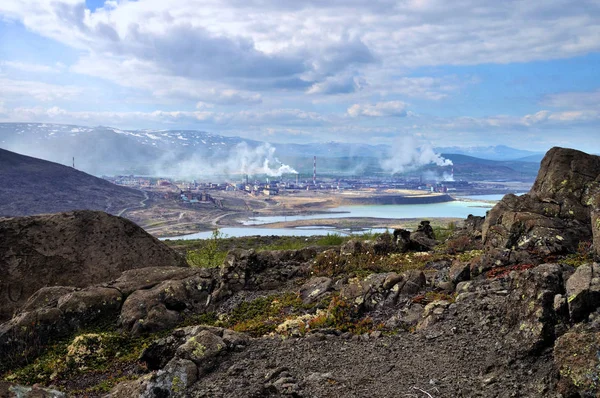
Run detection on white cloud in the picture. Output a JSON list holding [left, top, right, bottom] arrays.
[[307, 74, 366, 95], [541, 90, 600, 110], [0, 60, 60, 73], [2, 0, 599, 101], [0, 105, 329, 130], [347, 101, 408, 117], [0, 78, 82, 102]]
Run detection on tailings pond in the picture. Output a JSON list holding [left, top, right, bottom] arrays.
[[163, 199, 495, 240]]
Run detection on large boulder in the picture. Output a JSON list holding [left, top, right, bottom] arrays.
[[482, 147, 600, 265], [0, 210, 186, 322]]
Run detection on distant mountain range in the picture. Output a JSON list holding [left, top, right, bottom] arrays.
[[0, 123, 544, 179], [435, 145, 543, 161], [0, 147, 145, 217]]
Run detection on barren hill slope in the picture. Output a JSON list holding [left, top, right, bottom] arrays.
[[0, 147, 144, 217]]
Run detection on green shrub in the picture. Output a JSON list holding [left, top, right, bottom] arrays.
[[220, 293, 312, 337], [186, 229, 228, 268], [316, 233, 346, 246]]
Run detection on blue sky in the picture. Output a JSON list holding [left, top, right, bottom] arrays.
[[1, 0, 599, 152]]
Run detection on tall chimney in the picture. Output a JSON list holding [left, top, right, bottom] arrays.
[[313, 156, 317, 186], [72, 157, 75, 169]]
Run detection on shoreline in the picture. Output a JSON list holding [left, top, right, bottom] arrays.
[[143, 191, 490, 238]]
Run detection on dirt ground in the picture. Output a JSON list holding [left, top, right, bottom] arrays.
[[191, 314, 558, 398]]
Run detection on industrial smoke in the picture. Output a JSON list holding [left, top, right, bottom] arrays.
[[380, 135, 453, 174], [154, 142, 297, 178]]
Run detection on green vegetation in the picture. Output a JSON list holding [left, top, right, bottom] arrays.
[[313, 249, 451, 278], [306, 296, 379, 335], [186, 229, 229, 268], [256, 239, 311, 252], [316, 233, 347, 246], [562, 241, 594, 267], [180, 291, 380, 338], [3, 331, 154, 392], [432, 222, 455, 242], [221, 292, 312, 337]]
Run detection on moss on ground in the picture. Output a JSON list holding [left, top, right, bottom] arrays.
[[3, 331, 156, 394]]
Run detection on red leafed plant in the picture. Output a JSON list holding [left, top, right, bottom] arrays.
[[486, 263, 535, 279]]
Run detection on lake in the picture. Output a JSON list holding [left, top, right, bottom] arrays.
[[163, 226, 389, 240], [243, 200, 493, 225], [459, 193, 527, 201], [163, 199, 494, 240]]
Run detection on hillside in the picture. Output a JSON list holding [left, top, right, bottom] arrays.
[[441, 153, 540, 180], [0, 148, 145, 217], [436, 144, 543, 160]]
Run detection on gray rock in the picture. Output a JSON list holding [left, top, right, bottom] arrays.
[[175, 330, 226, 372], [119, 275, 215, 335], [0, 381, 66, 398], [565, 263, 600, 322], [148, 358, 199, 398], [400, 270, 426, 295], [340, 239, 364, 256], [299, 277, 333, 305], [482, 147, 600, 266], [449, 260, 470, 284], [554, 324, 600, 397]]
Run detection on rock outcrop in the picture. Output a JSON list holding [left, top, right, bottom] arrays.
[[0, 210, 186, 322], [482, 147, 600, 267]]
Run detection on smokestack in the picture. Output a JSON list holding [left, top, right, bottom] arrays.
[[313, 156, 316, 186], [72, 157, 75, 169]]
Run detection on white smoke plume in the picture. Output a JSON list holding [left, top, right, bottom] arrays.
[[235, 142, 298, 177], [380, 135, 452, 174], [154, 142, 298, 178]]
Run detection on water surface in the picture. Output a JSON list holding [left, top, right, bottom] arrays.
[[243, 200, 493, 225]]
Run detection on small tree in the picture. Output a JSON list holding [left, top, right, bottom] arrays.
[[186, 229, 227, 268]]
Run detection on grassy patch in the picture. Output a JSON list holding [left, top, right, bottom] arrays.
[[312, 249, 451, 278], [432, 223, 455, 242], [316, 233, 349, 246], [256, 239, 311, 251]]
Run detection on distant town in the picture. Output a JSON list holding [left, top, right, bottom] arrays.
[[102, 172, 529, 206]]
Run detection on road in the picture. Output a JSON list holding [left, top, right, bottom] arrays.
[[117, 190, 149, 217]]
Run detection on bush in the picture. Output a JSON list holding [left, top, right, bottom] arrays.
[[316, 233, 346, 246], [186, 229, 228, 268]]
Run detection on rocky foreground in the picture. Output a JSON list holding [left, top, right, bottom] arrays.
[[2, 146, 600, 398]]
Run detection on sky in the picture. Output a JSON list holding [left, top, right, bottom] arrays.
[[1, 0, 600, 152]]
